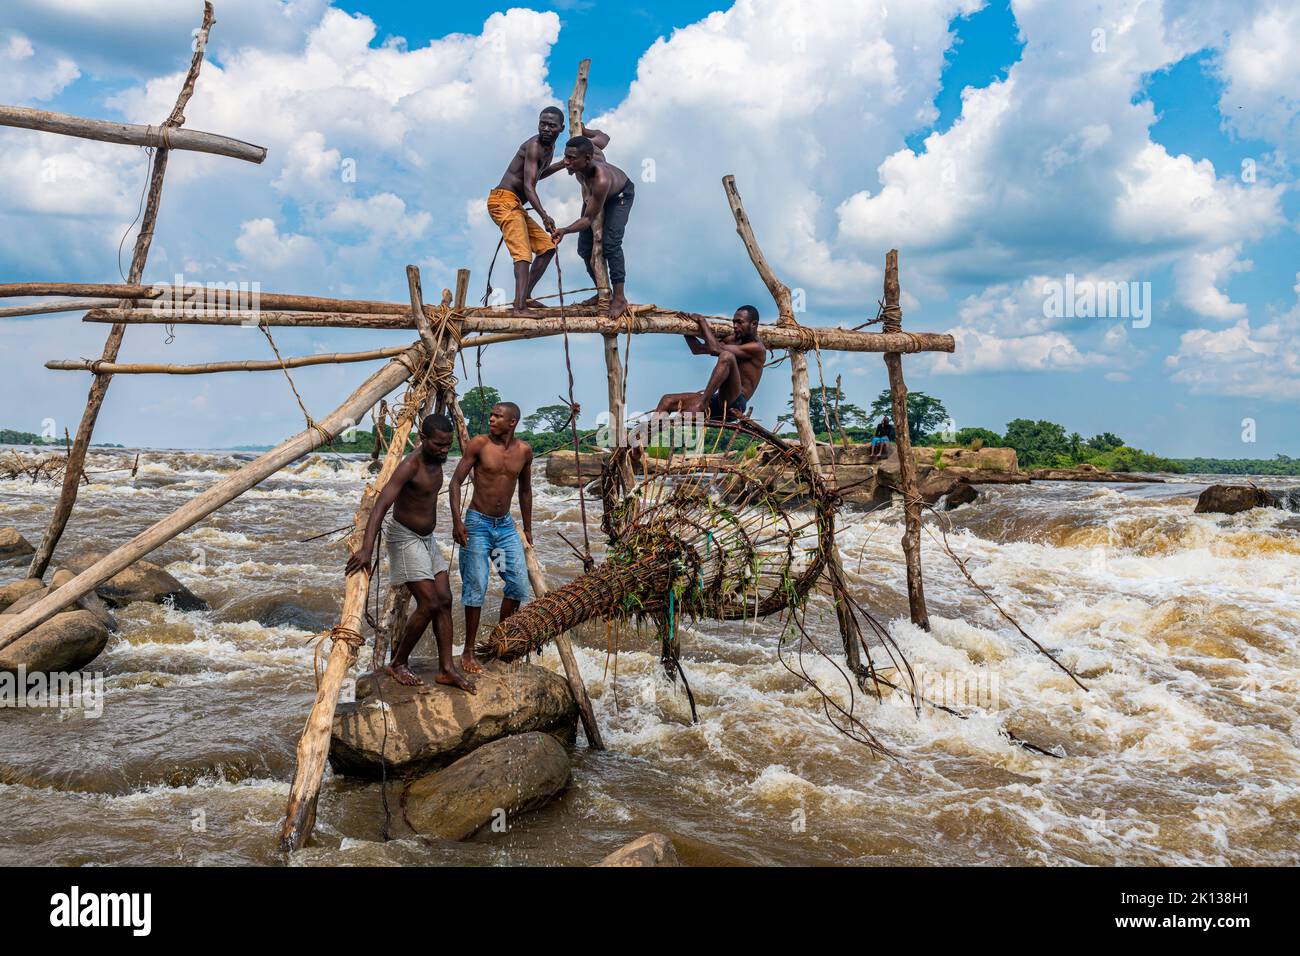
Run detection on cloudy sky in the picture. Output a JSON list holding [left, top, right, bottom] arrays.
[[0, 0, 1296, 456]]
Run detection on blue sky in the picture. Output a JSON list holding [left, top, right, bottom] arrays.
[[1, 0, 1297, 456]]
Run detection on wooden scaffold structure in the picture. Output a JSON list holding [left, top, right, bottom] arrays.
[[0, 7, 955, 851]]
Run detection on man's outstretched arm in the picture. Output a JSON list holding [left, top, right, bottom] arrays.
[[552, 169, 612, 240], [521, 140, 553, 231], [449, 437, 482, 546], [345, 456, 413, 575], [582, 127, 610, 150]]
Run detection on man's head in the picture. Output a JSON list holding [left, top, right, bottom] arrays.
[[419, 413, 454, 463], [562, 135, 596, 175], [732, 304, 760, 341], [489, 401, 521, 438], [538, 107, 564, 145]]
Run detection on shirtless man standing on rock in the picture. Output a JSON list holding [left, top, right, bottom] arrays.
[[346, 414, 474, 692], [449, 401, 534, 675]]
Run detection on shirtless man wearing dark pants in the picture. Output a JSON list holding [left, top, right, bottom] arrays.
[[448, 401, 534, 675], [345, 414, 474, 691]]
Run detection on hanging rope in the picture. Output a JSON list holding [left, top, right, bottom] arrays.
[[553, 251, 595, 572]]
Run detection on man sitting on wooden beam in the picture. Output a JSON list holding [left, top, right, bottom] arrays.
[[488, 106, 566, 318], [550, 134, 635, 320], [652, 307, 766, 422], [345, 414, 475, 692]]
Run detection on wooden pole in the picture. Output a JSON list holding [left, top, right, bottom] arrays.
[[45, 345, 415, 375], [514, 517, 605, 749], [279, 348, 435, 852], [881, 249, 930, 631], [568, 58, 610, 300], [0, 105, 267, 164], [83, 307, 954, 353], [26, 2, 218, 580], [0, 298, 119, 319], [0, 344, 426, 649], [721, 175, 863, 673], [453, 268, 471, 312]]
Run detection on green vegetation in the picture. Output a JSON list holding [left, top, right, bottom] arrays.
[[0, 428, 121, 448], [1170, 455, 1300, 476], [867, 389, 950, 445], [777, 385, 870, 434]]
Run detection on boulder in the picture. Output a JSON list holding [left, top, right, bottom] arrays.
[[544, 451, 606, 487], [0, 578, 44, 612], [401, 732, 571, 840], [595, 833, 682, 867], [57, 550, 207, 611], [0, 609, 109, 673], [943, 482, 979, 510], [912, 447, 1019, 472], [4, 583, 117, 632], [330, 660, 579, 779], [0, 528, 35, 565], [1194, 484, 1279, 515], [1029, 468, 1162, 483]]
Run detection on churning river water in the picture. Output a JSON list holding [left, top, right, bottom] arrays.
[[1, 448, 1297, 866]]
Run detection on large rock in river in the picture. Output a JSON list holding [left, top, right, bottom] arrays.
[[4, 582, 117, 632], [0, 609, 109, 673], [0, 578, 44, 611], [401, 731, 571, 840], [329, 660, 578, 779], [58, 550, 207, 611], [0, 528, 35, 565], [595, 833, 682, 867], [1194, 484, 1278, 515]]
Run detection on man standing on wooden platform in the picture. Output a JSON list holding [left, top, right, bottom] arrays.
[[489, 107, 566, 318], [653, 307, 766, 422], [345, 414, 475, 692], [449, 401, 534, 675], [550, 134, 635, 320]]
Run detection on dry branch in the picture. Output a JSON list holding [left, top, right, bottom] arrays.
[[0, 106, 266, 164]]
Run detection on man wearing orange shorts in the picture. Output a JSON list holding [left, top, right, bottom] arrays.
[[488, 107, 566, 317]]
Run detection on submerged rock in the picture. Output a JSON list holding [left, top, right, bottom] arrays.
[[0, 528, 35, 565], [401, 731, 571, 840], [1194, 484, 1278, 515], [595, 833, 682, 867], [330, 660, 578, 779], [0, 578, 44, 611], [217, 592, 335, 632], [0, 609, 109, 673], [943, 481, 979, 510], [58, 551, 207, 611]]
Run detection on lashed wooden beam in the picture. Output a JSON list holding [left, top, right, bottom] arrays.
[[0, 298, 120, 319], [83, 307, 954, 353], [0, 106, 267, 164]]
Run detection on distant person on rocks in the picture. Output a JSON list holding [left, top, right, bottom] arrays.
[[869, 415, 895, 460], [449, 401, 534, 675], [345, 414, 474, 692]]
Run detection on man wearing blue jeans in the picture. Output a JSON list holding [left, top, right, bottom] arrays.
[[449, 401, 534, 675]]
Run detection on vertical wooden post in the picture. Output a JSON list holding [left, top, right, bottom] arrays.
[[514, 518, 605, 749], [881, 249, 930, 631], [721, 175, 863, 673], [453, 268, 470, 312], [603, 333, 634, 493], [568, 58, 609, 301], [27, 2, 216, 579]]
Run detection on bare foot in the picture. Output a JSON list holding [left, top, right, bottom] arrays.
[[435, 667, 477, 694], [460, 650, 483, 674], [385, 663, 423, 686], [577, 294, 601, 306], [606, 296, 629, 320], [510, 306, 540, 319], [525, 298, 548, 310]]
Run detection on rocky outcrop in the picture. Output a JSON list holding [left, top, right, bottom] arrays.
[[58, 550, 207, 611], [0, 578, 44, 611], [0, 528, 35, 565], [1029, 467, 1162, 483], [400, 732, 571, 840], [330, 660, 579, 779], [912, 446, 1019, 472], [595, 833, 682, 867], [1194, 484, 1279, 515], [0, 609, 109, 673], [943, 481, 979, 510], [545, 451, 607, 487]]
